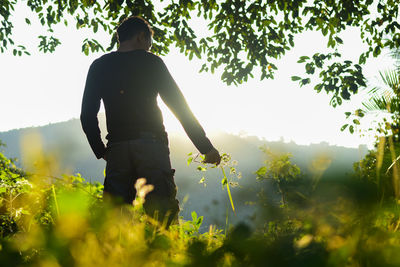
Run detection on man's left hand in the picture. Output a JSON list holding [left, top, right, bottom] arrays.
[[203, 147, 221, 165]]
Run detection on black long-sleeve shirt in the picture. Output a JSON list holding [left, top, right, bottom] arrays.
[[80, 49, 214, 159]]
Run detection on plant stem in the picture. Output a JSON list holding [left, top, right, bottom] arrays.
[[52, 185, 60, 218]]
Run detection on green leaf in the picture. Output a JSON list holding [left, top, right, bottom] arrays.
[[355, 109, 364, 117], [300, 78, 311, 86], [197, 166, 207, 172], [314, 84, 323, 92], [297, 56, 310, 63], [221, 177, 227, 185], [197, 216, 203, 226], [191, 211, 197, 221], [198, 177, 205, 184], [341, 124, 349, 131], [291, 76, 301, 81], [255, 166, 267, 177], [335, 36, 343, 44]]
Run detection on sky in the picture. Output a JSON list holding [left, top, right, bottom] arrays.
[[0, 3, 396, 149]]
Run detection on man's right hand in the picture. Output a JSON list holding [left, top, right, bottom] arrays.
[[203, 147, 221, 165]]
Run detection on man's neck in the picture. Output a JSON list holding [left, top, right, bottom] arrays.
[[117, 42, 145, 52]]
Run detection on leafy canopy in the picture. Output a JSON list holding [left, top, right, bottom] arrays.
[[342, 48, 400, 137], [1, 0, 399, 104]]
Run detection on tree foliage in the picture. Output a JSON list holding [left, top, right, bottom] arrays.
[[1, 0, 400, 103], [343, 49, 400, 139]]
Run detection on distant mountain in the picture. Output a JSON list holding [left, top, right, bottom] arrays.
[[0, 117, 368, 229]]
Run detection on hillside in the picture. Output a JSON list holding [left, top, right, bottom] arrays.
[[0, 117, 368, 229]]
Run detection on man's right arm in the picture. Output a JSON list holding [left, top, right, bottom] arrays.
[[80, 61, 106, 159]]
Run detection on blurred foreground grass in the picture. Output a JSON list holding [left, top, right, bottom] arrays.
[[1, 136, 400, 267]]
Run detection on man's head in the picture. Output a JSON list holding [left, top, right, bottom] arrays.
[[117, 16, 153, 51]]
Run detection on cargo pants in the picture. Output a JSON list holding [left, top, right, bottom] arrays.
[[103, 132, 179, 225]]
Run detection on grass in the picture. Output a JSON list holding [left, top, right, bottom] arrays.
[[1, 140, 400, 266]]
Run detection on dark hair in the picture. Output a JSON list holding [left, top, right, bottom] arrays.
[[116, 16, 153, 43]]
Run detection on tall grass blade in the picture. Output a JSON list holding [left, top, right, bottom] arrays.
[[221, 166, 236, 215], [388, 136, 400, 198], [52, 184, 60, 218], [386, 155, 400, 174]]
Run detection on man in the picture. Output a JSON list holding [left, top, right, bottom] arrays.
[[80, 16, 221, 225]]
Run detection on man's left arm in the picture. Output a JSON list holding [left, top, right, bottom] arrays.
[[80, 61, 106, 159], [156, 58, 220, 165]]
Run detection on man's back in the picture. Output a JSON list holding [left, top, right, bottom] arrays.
[[83, 50, 166, 143]]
